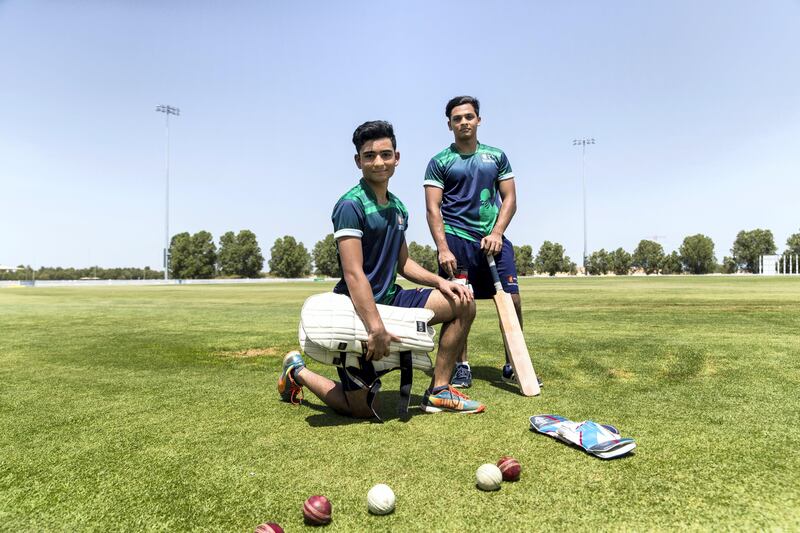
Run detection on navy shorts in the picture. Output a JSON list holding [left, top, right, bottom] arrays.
[[389, 287, 433, 308], [337, 287, 432, 392], [439, 233, 519, 299]]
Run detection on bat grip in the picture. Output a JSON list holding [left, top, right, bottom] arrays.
[[486, 253, 504, 292]]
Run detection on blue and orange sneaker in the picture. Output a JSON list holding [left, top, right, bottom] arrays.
[[421, 385, 486, 414], [278, 351, 305, 405]]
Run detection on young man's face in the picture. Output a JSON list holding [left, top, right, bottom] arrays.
[[448, 103, 481, 142], [355, 138, 399, 184]]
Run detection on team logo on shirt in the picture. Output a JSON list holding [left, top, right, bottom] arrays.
[[397, 214, 405, 230], [481, 153, 494, 163], [479, 189, 492, 208]]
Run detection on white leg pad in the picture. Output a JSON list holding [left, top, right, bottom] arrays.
[[299, 292, 435, 353]]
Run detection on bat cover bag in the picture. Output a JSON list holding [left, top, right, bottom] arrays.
[[530, 414, 637, 459], [299, 292, 436, 421]]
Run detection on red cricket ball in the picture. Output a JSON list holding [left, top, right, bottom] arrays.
[[497, 455, 522, 482], [254, 523, 284, 533], [303, 495, 332, 526]]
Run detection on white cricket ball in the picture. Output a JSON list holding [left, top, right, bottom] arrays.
[[367, 483, 396, 515], [475, 463, 502, 491]]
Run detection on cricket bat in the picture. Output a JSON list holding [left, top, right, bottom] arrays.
[[486, 253, 541, 396]]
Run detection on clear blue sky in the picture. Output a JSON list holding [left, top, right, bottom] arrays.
[[2, 1, 799, 269]]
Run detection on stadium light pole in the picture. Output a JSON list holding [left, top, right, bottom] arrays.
[[573, 138, 596, 275], [156, 105, 180, 280]]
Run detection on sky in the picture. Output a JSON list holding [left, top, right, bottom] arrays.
[[2, 0, 799, 269]]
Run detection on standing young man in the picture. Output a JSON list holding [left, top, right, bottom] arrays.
[[279, 120, 485, 418], [424, 96, 525, 388]]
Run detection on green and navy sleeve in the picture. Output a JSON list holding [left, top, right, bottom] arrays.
[[332, 199, 364, 239], [423, 157, 445, 189], [497, 151, 514, 181]]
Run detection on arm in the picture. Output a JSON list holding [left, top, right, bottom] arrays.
[[481, 178, 517, 254], [397, 240, 472, 303], [425, 185, 457, 277], [338, 236, 399, 360]]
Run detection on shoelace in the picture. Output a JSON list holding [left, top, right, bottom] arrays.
[[454, 366, 470, 381], [288, 369, 303, 405], [447, 386, 470, 400]]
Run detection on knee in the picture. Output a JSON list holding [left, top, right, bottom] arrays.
[[456, 299, 476, 322]]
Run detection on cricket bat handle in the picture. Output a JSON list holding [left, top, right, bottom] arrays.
[[486, 253, 504, 292]]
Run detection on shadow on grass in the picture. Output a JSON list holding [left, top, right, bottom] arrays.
[[303, 392, 425, 426], [470, 364, 527, 394]]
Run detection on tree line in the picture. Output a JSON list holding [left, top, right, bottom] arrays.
[[4, 227, 797, 280], [1, 229, 265, 281], [524, 229, 799, 276], [0, 266, 163, 281], [268, 227, 800, 278]]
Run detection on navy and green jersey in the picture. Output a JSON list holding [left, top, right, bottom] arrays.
[[424, 143, 514, 242], [331, 179, 409, 305]]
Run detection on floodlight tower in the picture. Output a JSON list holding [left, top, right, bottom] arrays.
[[156, 104, 180, 280], [573, 138, 596, 275]]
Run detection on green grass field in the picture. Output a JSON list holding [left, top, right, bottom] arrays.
[[2, 277, 799, 531]]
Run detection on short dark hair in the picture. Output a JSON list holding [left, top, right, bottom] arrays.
[[445, 96, 480, 118], [352, 120, 397, 153]]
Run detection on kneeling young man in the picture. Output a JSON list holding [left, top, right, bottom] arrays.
[[279, 120, 485, 418]]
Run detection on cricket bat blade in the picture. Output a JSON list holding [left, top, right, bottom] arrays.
[[493, 289, 541, 397]]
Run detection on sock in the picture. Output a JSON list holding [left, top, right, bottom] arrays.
[[458, 362, 470, 369], [430, 384, 449, 395]]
